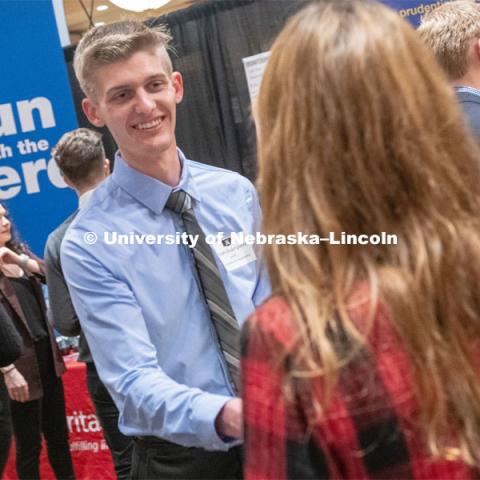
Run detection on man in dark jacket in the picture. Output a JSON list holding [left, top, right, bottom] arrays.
[[45, 128, 133, 480]]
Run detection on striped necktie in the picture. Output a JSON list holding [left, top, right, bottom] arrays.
[[166, 189, 240, 392]]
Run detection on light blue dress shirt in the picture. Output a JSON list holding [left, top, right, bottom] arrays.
[[61, 149, 270, 451]]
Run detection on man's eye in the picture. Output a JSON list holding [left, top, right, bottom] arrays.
[[111, 91, 128, 102]]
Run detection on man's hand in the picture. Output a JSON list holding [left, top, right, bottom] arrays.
[[215, 398, 243, 439], [4, 368, 29, 402]]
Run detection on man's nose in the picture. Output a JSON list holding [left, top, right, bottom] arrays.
[[134, 90, 156, 115]]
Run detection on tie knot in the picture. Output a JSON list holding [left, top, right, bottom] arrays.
[[166, 189, 191, 214]]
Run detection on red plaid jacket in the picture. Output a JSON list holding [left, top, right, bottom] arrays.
[[241, 294, 479, 479]]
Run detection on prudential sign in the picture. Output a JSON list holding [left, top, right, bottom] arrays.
[[380, 0, 452, 27]]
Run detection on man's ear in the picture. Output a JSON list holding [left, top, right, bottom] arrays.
[[474, 38, 480, 63], [172, 72, 184, 104], [82, 98, 105, 128], [103, 158, 111, 177], [62, 174, 74, 189]]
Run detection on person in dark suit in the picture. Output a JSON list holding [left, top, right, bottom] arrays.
[[0, 302, 22, 476], [0, 205, 74, 480], [419, 1, 480, 138], [45, 128, 134, 480]]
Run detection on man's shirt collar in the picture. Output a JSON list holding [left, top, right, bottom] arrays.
[[454, 85, 480, 96], [111, 148, 201, 215], [78, 189, 94, 210]]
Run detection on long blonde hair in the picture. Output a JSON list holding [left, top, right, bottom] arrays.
[[256, 0, 480, 465]]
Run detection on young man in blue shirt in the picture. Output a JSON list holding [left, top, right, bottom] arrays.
[[61, 21, 270, 479]]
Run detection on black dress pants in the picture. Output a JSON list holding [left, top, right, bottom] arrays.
[[86, 362, 133, 480], [10, 338, 74, 480], [131, 436, 243, 480]]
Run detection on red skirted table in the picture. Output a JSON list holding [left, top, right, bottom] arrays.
[[5, 355, 116, 480]]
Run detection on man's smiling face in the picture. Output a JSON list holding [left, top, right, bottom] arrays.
[[82, 47, 183, 169]]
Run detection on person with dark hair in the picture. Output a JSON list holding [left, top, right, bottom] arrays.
[[0, 204, 74, 479], [243, 0, 480, 478], [0, 302, 22, 476], [45, 128, 134, 480]]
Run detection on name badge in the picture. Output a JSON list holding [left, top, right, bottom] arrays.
[[213, 234, 256, 271]]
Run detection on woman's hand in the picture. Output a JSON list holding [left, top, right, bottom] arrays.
[[4, 367, 29, 402], [0, 247, 41, 275], [0, 246, 21, 266]]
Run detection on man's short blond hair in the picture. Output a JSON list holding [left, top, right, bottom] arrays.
[[418, 0, 480, 80], [74, 21, 172, 98]]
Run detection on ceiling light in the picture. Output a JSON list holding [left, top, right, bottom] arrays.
[[108, 0, 171, 12], [96, 4, 109, 11]]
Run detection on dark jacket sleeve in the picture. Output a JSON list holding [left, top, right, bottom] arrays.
[[0, 302, 23, 367], [44, 234, 80, 336]]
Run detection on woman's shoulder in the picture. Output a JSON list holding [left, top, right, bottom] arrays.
[[244, 296, 298, 355]]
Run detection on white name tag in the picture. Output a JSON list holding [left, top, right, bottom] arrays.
[[213, 235, 256, 271]]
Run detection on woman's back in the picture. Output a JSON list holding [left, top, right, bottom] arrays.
[[242, 293, 479, 479]]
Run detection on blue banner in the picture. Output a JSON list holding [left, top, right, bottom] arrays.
[[0, 0, 77, 255], [380, 0, 452, 26]]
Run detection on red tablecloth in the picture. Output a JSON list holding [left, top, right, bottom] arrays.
[[5, 356, 116, 480]]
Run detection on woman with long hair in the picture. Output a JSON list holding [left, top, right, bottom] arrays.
[[242, 1, 480, 478], [0, 204, 74, 479]]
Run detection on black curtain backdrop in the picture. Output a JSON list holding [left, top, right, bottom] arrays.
[[64, 0, 308, 180]]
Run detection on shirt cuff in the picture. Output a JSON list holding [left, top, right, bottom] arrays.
[[191, 393, 235, 451]]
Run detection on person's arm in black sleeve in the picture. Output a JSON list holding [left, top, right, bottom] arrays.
[[0, 303, 23, 367], [44, 234, 81, 337]]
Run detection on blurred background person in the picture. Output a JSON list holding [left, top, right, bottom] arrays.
[[0, 303, 23, 477], [0, 205, 74, 479], [419, 0, 480, 139], [45, 128, 133, 480], [242, 1, 480, 478]]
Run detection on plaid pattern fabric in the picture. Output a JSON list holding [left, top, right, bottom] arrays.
[[241, 294, 479, 480]]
